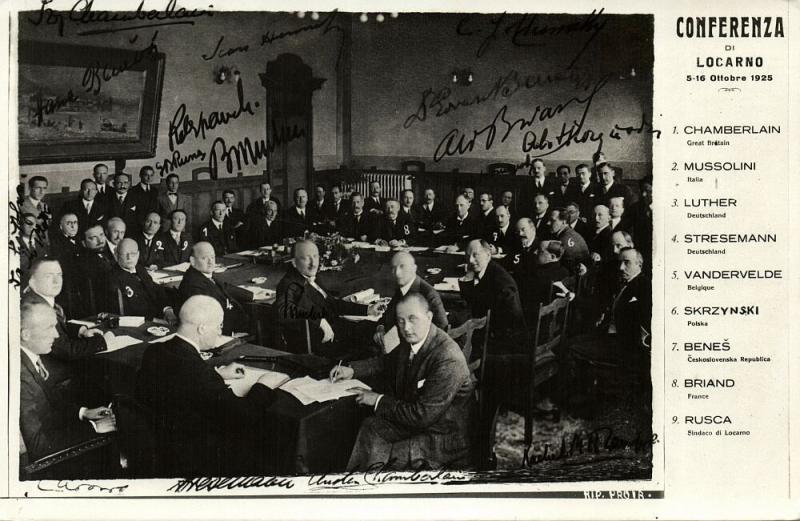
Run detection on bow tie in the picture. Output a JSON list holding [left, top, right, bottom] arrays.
[[168, 192, 177, 197]]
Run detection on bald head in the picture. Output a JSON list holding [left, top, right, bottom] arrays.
[[118, 238, 140, 270], [21, 303, 59, 355], [292, 239, 319, 278], [191, 241, 216, 274], [390, 251, 417, 287], [177, 296, 224, 350]]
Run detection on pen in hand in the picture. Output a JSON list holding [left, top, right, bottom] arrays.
[[331, 360, 342, 383]]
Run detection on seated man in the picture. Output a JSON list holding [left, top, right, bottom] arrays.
[[373, 252, 448, 350], [245, 181, 282, 223], [22, 258, 113, 361], [284, 188, 312, 236], [441, 195, 480, 249], [564, 201, 592, 243], [177, 242, 248, 335], [198, 201, 238, 256], [105, 217, 126, 261], [609, 196, 633, 235], [526, 241, 571, 311], [136, 296, 279, 477], [596, 162, 634, 207], [364, 181, 387, 214], [548, 207, 590, 273], [48, 212, 82, 317], [48, 212, 81, 259], [19, 303, 114, 464], [418, 188, 445, 231], [332, 293, 474, 471], [325, 184, 350, 231], [375, 199, 414, 247], [458, 239, 527, 354], [134, 212, 163, 270], [107, 239, 178, 323], [248, 200, 284, 248], [339, 192, 376, 242], [485, 205, 515, 255], [503, 218, 539, 294], [222, 189, 247, 239], [155, 209, 192, 267], [276, 239, 381, 359], [399, 189, 422, 225], [531, 193, 551, 237], [75, 224, 117, 315], [477, 192, 496, 235], [308, 184, 330, 232]]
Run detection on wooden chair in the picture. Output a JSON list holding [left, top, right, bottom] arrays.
[[113, 393, 159, 478], [448, 311, 496, 470], [486, 162, 516, 175], [522, 297, 569, 467], [21, 435, 116, 480]]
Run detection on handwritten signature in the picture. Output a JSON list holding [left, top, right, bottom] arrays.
[[167, 475, 295, 492], [307, 460, 469, 490], [523, 427, 659, 467], [82, 31, 159, 95], [37, 480, 129, 494]]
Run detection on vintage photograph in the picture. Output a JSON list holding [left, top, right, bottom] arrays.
[[11, 5, 655, 492]]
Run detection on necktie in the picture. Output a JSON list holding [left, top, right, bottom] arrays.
[[473, 275, 481, 286], [405, 349, 416, 384], [99, 186, 104, 195], [118, 195, 124, 204], [85, 201, 91, 213], [146, 238, 151, 248], [35, 359, 49, 381], [308, 278, 327, 298], [143, 185, 148, 193], [53, 302, 66, 325], [300, 210, 305, 218]]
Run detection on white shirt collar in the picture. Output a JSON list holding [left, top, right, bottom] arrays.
[[202, 271, 214, 280], [477, 265, 488, 281], [399, 279, 415, 296], [108, 242, 117, 254], [176, 333, 204, 356], [20, 346, 40, 367], [500, 223, 509, 234], [170, 230, 181, 240], [409, 325, 432, 355], [596, 224, 609, 234], [28, 196, 42, 207], [32, 289, 55, 307], [483, 207, 494, 217], [212, 218, 224, 227]]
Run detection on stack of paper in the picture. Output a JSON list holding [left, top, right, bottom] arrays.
[[153, 275, 183, 285], [101, 335, 142, 353], [237, 285, 277, 301], [225, 367, 290, 397], [434, 277, 461, 292], [374, 245, 391, 252], [150, 271, 171, 280], [119, 316, 145, 328], [341, 314, 381, 323], [163, 262, 191, 272], [280, 377, 371, 405]]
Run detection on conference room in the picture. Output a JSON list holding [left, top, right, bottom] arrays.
[[14, 7, 655, 484]]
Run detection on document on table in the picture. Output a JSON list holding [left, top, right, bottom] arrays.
[[237, 285, 276, 301], [341, 314, 381, 322], [101, 335, 141, 353], [351, 241, 375, 249], [118, 316, 145, 328], [162, 262, 191, 272], [434, 277, 461, 292], [152, 275, 183, 285], [383, 326, 400, 353], [225, 367, 290, 397], [280, 376, 371, 404], [149, 270, 171, 280]]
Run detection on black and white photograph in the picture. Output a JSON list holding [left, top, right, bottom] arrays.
[[11, 3, 657, 493]]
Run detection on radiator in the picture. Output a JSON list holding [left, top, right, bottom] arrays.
[[345, 172, 412, 201]]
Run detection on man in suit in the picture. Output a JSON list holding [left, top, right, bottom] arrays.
[[325, 184, 350, 231], [418, 188, 445, 232], [245, 181, 282, 224], [365, 181, 387, 215], [198, 202, 238, 256], [107, 173, 140, 236], [486, 205, 515, 255], [551, 164, 572, 208], [477, 192, 496, 235], [500, 190, 514, 214], [275, 239, 381, 359], [339, 192, 376, 242], [459, 239, 527, 354], [222, 189, 247, 242], [104, 217, 126, 261], [308, 184, 329, 232], [156, 209, 192, 267], [19, 303, 113, 463], [609, 195, 634, 239], [156, 174, 186, 232], [15, 212, 48, 285], [597, 162, 634, 207], [375, 199, 414, 247], [530, 159, 560, 202], [373, 252, 448, 350], [333, 293, 474, 471], [22, 258, 113, 360], [129, 166, 159, 218], [134, 212, 164, 269], [107, 239, 178, 323], [136, 295, 279, 477], [64, 179, 107, 234], [20, 175, 51, 223], [548, 208, 590, 273], [399, 189, 422, 226], [462, 187, 480, 219], [566, 164, 600, 220], [283, 188, 312, 237], [248, 199, 283, 248], [91, 163, 113, 206], [612, 230, 635, 257], [47, 213, 82, 317], [76, 224, 118, 315], [526, 241, 571, 310], [628, 175, 653, 268], [504, 218, 540, 308], [442, 195, 480, 248], [589, 204, 616, 314], [177, 242, 248, 335], [564, 201, 592, 243]]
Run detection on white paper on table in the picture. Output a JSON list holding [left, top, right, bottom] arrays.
[[281, 376, 319, 405], [235, 250, 256, 256], [163, 262, 191, 272], [374, 245, 391, 252], [238, 285, 276, 301], [149, 271, 170, 280], [341, 314, 381, 322], [68, 319, 96, 328], [118, 316, 145, 328], [214, 335, 236, 348], [491, 253, 507, 259], [383, 326, 400, 353], [102, 335, 142, 353], [148, 333, 176, 344], [225, 367, 289, 397], [348, 288, 375, 303], [284, 378, 371, 403], [445, 250, 465, 256], [405, 246, 429, 252], [153, 275, 183, 285], [434, 277, 461, 292], [351, 241, 375, 249]]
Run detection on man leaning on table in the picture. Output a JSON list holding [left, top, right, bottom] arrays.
[[332, 293, 474, 471]]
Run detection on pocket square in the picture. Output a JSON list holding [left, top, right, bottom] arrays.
[[417, 379, 426, 389], [628, 296, 638, 303]]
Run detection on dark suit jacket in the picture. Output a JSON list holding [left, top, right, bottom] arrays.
[[350, 325, 473, 467], [381, 276, 448, 332], [245, 197, 282, 221], [569, 218, 593, 243], [308, 199, 329, 225], [375, 213, 415, 243], [555, 226, 590, 272], [248, 218, 284, 248], [134, 233, 162, 267], [531, 177, 561, 203], [283, 206, 312, 236], [527, 262, 570, 310], [597, 182, 635, 207], [479, 208, 497, 235], [136, 336, 277, 476], [154, 230, 192, 267], [198, 219, 238, 256], [565, 182, 601, 220], [326, 199, 350, 228], [339, 212, 377, 242], [107, 265, 177, 319], [485, 225, 515, 254], [418, 202, 446, 230], [63, 197, 107, 234], [458, 260, 527, 353], [20, 353, 98, 462], [442, 213, 480, 248], [604, 274, 651, 355], [364, 196, 387, 214], [177, 266, 248, 334], [156, 192, 188, 232], [75, 247, 116, 314], [107, 192, 141, 235], [21, 290, 107, 360], [275, 265, 368, 351], [129, 184, 159, 218]]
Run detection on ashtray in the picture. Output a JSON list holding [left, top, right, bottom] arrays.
[[147, 326, 170, 337], [426, 268, 442, 275], [251, 276, 268, 284]]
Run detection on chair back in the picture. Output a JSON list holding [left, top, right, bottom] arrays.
[[113, 393, 159, 478]]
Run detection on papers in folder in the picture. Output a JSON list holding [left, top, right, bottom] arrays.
[[163, 262, 191, 272], [280, 376, 371, 405], [434, 277, 461, 292], [101, 335, 141, 353], [225, 367, 290, 397]]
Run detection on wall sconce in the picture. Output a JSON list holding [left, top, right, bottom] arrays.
[[214, 65, 240, 85], [451, 68, 473, 86]]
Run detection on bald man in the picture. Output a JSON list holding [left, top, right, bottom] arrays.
[[136, 296, 278, 476], [177, 242, 248, 335], [107, 239, 178, 323], [20, 303, 113, 465], [374, 252, 448, 349], [276, 240, 381, 359], [332, 293, 474, 471]]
